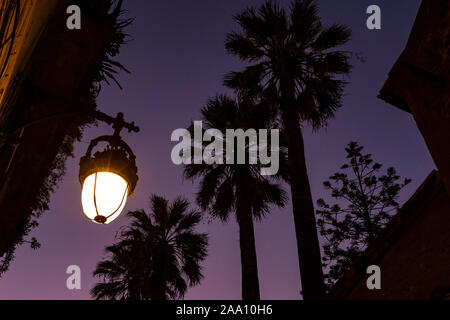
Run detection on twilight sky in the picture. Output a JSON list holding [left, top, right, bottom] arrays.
[[0, 0, 434, 300]]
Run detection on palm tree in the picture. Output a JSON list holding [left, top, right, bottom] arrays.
[[91, 194, 208, 300], [224, 0, 353, 299], [184, 94, 287, 300]]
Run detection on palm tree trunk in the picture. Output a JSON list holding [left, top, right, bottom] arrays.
[[236, 181, 260, 300], [151, 250, 168, 300], [281, 107, 325, 300], [151, 277, 167, 300], [129, 279, 141, 300]]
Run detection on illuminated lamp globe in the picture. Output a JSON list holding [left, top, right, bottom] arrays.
[[79, 136, 138, 224]]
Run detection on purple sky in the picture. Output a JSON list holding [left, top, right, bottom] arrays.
[[0, 0, 434, 300]]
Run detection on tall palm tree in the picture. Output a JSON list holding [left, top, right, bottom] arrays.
[[224, 0, 353, 299], [184, 94, 287, 300], [91, 194, 208, 300]]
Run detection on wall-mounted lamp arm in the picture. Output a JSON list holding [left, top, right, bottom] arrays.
[[91, 111, 140, 136]]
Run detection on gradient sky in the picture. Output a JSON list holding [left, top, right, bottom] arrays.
[[0, 0, 434, 300]]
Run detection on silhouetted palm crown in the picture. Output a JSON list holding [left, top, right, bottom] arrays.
[[91, 195, 208, 300], [225, 0, 351, 127], [184, 95, 287, 221]]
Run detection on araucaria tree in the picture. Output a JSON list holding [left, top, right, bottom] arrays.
[[224, 0, 353, 299], [91, 195, 208, 300], [316, 142, 411, 288]]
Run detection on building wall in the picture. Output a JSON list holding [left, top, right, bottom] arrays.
[[0, 0, 58, 120], [0, 0, 119, 256], [379, 0, 450, 195], [337, 174, 450, 300]]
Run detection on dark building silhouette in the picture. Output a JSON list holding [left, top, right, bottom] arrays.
[[329, 0, 450, 299], [0, 0, 122, 261]]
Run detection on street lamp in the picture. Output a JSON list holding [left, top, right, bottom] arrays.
[[79, 112, 139, 224]]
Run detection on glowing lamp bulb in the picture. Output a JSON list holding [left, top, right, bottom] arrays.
[[81, 172, 129, 224]]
